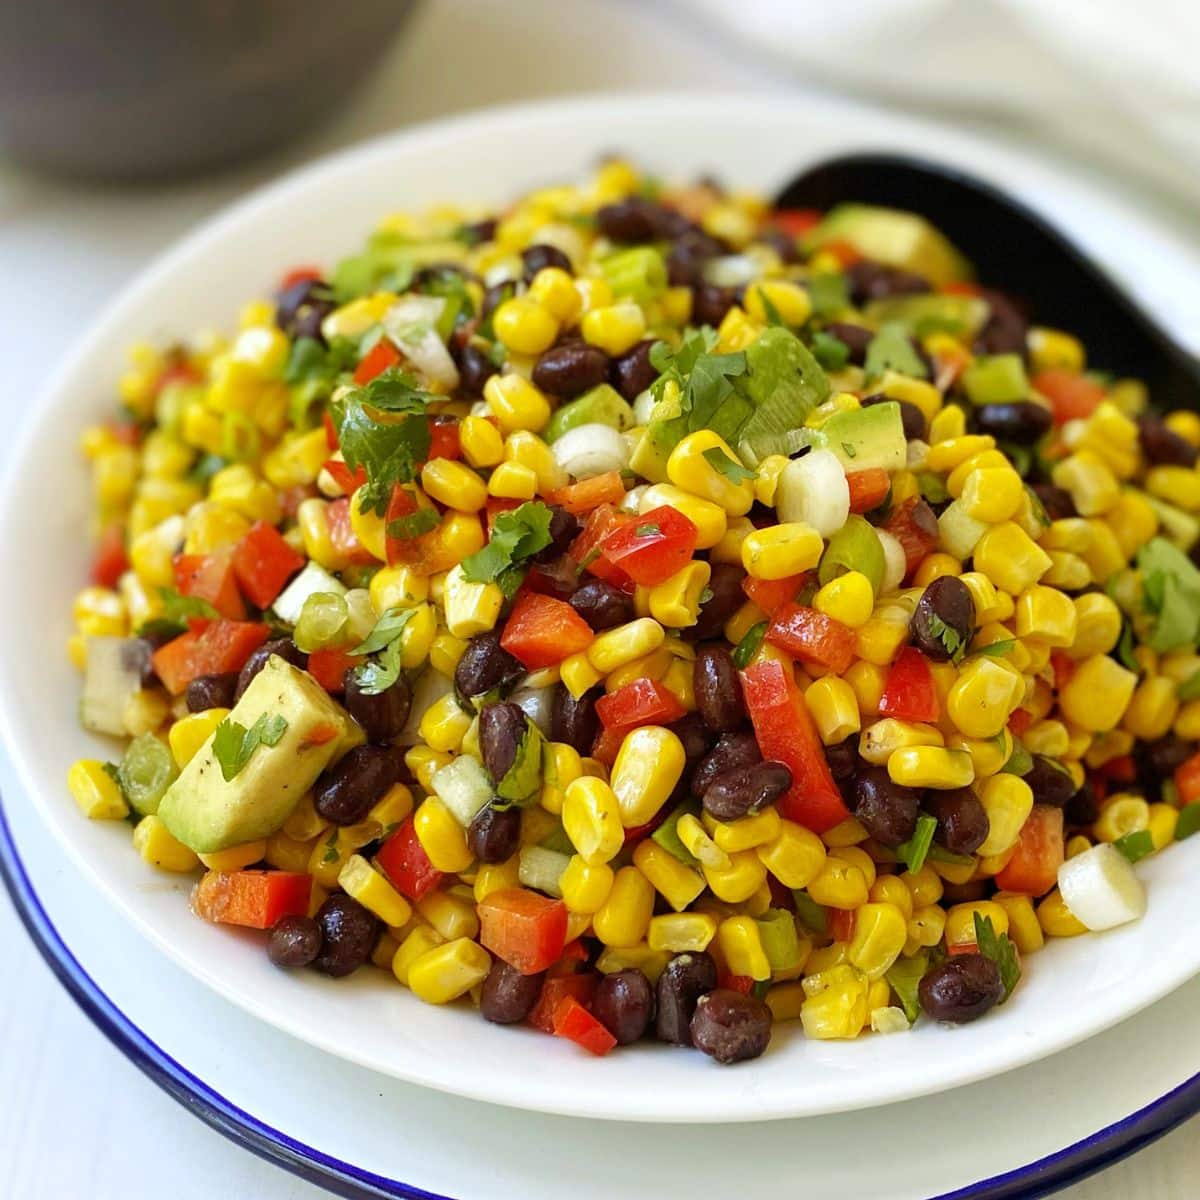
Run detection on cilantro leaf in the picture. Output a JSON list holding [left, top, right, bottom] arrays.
[[702, 446, 757, 483], [1113, 829, 1154, 863], [810, 330, 850, 371], [974, 913, 1021, 1001], [332, 369, 435, 515], [972, 638, 1015, 659], [1137, 537, 1200, 652], [386, 508, 440, 541], [137, 588, 220, 639], [348, 606, 417, 695], [864, 322, 929, 383], [461, 501, 555, 597], [634, 523, 662, 537], [885, 951, 928, 1024], [648, 329, 749, 450], [806, 273, 848, 319], [212, 714, 289, 782], [351, 606, 417, 656], [895, 814, 937, 873], [924, 611, 964, 662], [321, 827, 341, 864], [757, 289, 786, 328], [1176, 802, 1200, 841]]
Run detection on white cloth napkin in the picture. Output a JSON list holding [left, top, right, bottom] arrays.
[[686, 0, 1200, 208]]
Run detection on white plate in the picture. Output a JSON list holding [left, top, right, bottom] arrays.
[[4, 92, 1200, 1124], [4, 759, 1200, 1200]]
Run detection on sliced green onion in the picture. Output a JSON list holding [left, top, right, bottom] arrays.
[[732, 620, 769, 668], [1175, 802, 1200, 841], [117, 732, 178, 817], [1113, 829, 1154, 863], [600, 246, 667, 303], [293, 592, 350, 653], [756, 908, 803, 971]]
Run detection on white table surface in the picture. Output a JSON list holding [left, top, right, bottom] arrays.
[[1, 1, 1196, 1196]]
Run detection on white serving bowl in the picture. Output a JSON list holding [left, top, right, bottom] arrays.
[[3, 93, 1199, 1124]]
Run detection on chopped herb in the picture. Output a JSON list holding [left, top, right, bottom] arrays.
[[973, 638, 1016, 659], [101, 761, 124, 791], [757, 289, 786, 328], [1000, 739, 1034, 777], [1176, 802, 1200, 841], [461, 500, 555, 598], [895, 814, 937, 873], [137, 588, 220, 639], [841, 441, 857, 459], [698, 586, 715, 605], [702, 445, 757, 483], [1114, 829, 1154, 863], [810, 330, 850, 371], [634, 523, 663, 538], [321, 828, 340, 865], [806, 273, 848, 319], [864, 322, 929, 383], [1137, 537, 1200, 653], [1117, 621, 1140, 673], [751, 979, 772, 1001], [188, 453, 227, 487], [212, 714, 288, 782], [349, 607, 417, 695], [332, 368, 436, 515], [928, 844, 975, 867], [791, 890, 828, 935], [648, 329, 749, 447], [924, 611, 964, 662], [386, 508, 440, 541], [885, 951, 929, 1023], [974, 913, 1021, 1001], [351, 606, 417, 656], [732, 620, 769, 669]]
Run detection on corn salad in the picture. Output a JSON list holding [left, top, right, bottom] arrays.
[[71, 160, 1200, 1065]]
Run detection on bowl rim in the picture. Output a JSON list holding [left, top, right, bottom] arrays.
[[4, 89, 1200, 1123]]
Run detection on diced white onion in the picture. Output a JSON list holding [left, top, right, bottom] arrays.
[[273, 562, 346, 625], [1057, 843, 1147, 931], [518, 845, 569, 897], [620, 484, 648, 514], [937, 499, 989, 560], [703, 254, 760, 288], [775, 449, 850, 537], [80, 637, 150, 737], [383, 295, 459, 390], [552, 423, 630, 480], [906, 439, 930, 470], [395, 668, 454, 746], [431, 755, 492, 827], [632, 389, 656, 426], [875, 529, 907, 596], [510, 685, 555, 737]]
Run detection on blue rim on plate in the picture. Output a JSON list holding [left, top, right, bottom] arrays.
[[1, 793, 1196, 1200]]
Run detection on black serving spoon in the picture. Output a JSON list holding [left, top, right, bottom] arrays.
[[774, 153, 1200, 408]]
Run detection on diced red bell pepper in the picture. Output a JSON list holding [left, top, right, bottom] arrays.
[[766, 603, 857, 675], [280, 483, 318, 520], [1097, 755, 1136, 785], [1049, 650, 1076, 691], [879, 647, 940, 724], [622, 809, 668, 848], [376, 817, 445, 902], [821, 239, 863, 268], [306, 647, 361, 693], [427, 416, 462, 463], [995, 805, 1065, 897], [478, 887, 569, 975], [743, 573, 807, 617], [326, 496, 378, 566], [529, 973, 595, 1034], [1007, 708, 1034, 736], [152, 620, 270, 695], [881, 496, 940, 578], [91, 524, 129, 589], [717, 974, 755, 995], [1033, 368, 1106, 425], [280, 265, 322, 290], [500, 593, 594, 669], [829, 907, 856, 943], [947, 941, 979, 957], [547, 471, 626, 516], [553, 995, 617, 1056], [595, 678, 685, 735], [597, 504, 698, 587], [352, 337, 402, 385], [591, 726, 626, 766], [941, 281, 983, 297], [322, 411, 339, 451], [570, 504, 635, 590], [770, 208, 824, 238], [322, 457, 368, 497], [846, 468, 891, 514], [174, 549, 246, 620], [1175, 750, 1200, 807], [232, 522, 305, 609], [740, 658, 849, 834], [192, 870, 311, 930], [555, 939, 590, 969], [107, 420, 143, 446]]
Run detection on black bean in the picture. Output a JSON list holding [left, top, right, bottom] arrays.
[[690, 989, 772, 1064], [863, 393, 926, 442], [480, 701, 528, 782], [267, 914, 323, 968], [522, 243, 572, 282], [290, 306, 327, 343], [1024, 755, 1077, 808], [457, 344, 497, 396], [343, 672, 411, 743], [1031, 482, 1077, 521], [973, 401, 1053, 444], [313, 745, 400, 826], [925, 787, 990, 855], [666, 229, 724, 287], [1066, 779, 1100, 827], [235, 638, 307, 701], [461, 217, 497, 246], [593, 968, 655, 1044], [312, 894, 379, 978], [531, 505, 581, 565], [758, 227, 802, 265], [550, 685, 599, 756], [185, 671, 239, 713], [532, 339, 610, 398], [825, 735, 860, 782], [1139, 416, 1199, 467], [1139, 734, 1195, 785], [691, 563, 747, 640], [610, 339, 659, 401], [844, 260, 930, 306], [691, 731, 762, 797], [853, 766, 921, 847], [703, 761, 791, 821], [454, 631, 524, 702], [694, 644, 746, 732], [692, 284, 737, 328], [468, 804, 522, 864], [275, 277, 334, 342], [596, 197, 671, 243], [413, 262, 476, 292], [656, 952, 718, 1045], [666, 712, 714, 762], [919, 954, 1004, 1023], [569, 579, 634, 632], [121, 637, 160, 686], [822, 322, 874, 366], [973, 289, 1029, 357], [910, 576, 976, 662], [480, 960, 543, 1024]]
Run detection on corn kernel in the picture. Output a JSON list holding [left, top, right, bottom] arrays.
[[133, 815, 199, 873], [581, 303, 646, 356], [804, 675, 862, 744], [67, 759, 129, 820], [408, 937, 492, 1004], [1038, 889, 1088, 937], [847, 902, 908, 979], [742, 522, 824, 581], [977, 774, 1035, 856], [717, 915, 772, 980], [593, 865, 655, 947], [814, 571, 875, 628], [168, 707, 229, 769], [1059, 654, 1138, 732], [648, 912, 718, 954], [413, 798, 473, 872], [633, 840, 706, 912], [703, 848, 768, 903]]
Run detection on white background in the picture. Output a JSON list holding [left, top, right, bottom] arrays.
[[1, 1, 1196, 1196]]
